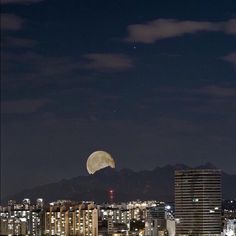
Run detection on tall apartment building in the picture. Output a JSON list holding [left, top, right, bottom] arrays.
[[44, 202, 98, 236], [144, 203, 167, 236], [99, 207, 130, 225], [175, 169, 222, 236], [0, 198, 44, 236]]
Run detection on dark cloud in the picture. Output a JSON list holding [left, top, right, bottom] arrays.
[[2, 36, 37, 48], [2, 51, 82, 80], [82, 53, 133, 72], [1, 0, 44, 4], [222, 52, 236, 68], [224, 19, 236, 34], [124, 18, 236, 43], [1, 99, 49, 114], [163, 86, 236, 98], [2, 52, 133, 85], [0, 13, 24, 31], [198, 85, 236, 97]]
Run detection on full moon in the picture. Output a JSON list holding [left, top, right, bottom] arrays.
[[86, 151, 115, 174]]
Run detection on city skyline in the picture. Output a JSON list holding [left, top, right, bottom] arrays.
[[0, 165, 235, 235], [1, 0, 236, 199]]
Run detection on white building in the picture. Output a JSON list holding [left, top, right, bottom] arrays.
[[223, 219, 236, 236]]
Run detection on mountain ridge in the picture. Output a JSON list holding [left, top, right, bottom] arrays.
[[6, 163, 236, 203]]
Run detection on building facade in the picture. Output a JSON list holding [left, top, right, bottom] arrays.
[[44, 202, 98, 236], [175, 169, 222, 236], [0, 198, 44, 236]]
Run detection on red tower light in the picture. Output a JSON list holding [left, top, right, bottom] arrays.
[[108, 189, 115, 203]]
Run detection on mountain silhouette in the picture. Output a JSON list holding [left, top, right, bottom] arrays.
[[7, 163, 236, 203]]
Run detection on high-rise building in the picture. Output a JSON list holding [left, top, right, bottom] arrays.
[[0, 199, 44, 236], [144, 203, 167, 236], [44, 202, 98, 236], [175, 169, 222, 236]]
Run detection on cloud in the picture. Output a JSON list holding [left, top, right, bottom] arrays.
[[2, 36, 37, 48], [124, 18, 236, 43], [199, 85, 236, 97], [2, 51, 133, 87], [1, 99, 49, 114], [83, 53, 133, 72], [159, 85, 236, 99], [1, 0, 44, 4], [224, 19, 236, 34], [222, 52, 236, 68], [1, 13, 24, 31], [1, 51, 82, 80]]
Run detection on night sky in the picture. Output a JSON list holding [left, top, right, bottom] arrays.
[[1, 0, 236, 197]]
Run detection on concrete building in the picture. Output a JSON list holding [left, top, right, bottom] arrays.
[[223, 219, 236, 236], [175, 169, 222, 236], [144, 203, 167, 236], [44, 202, 98, 236], [166, 219, 175, 236], [0, 199, 44, 236]]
